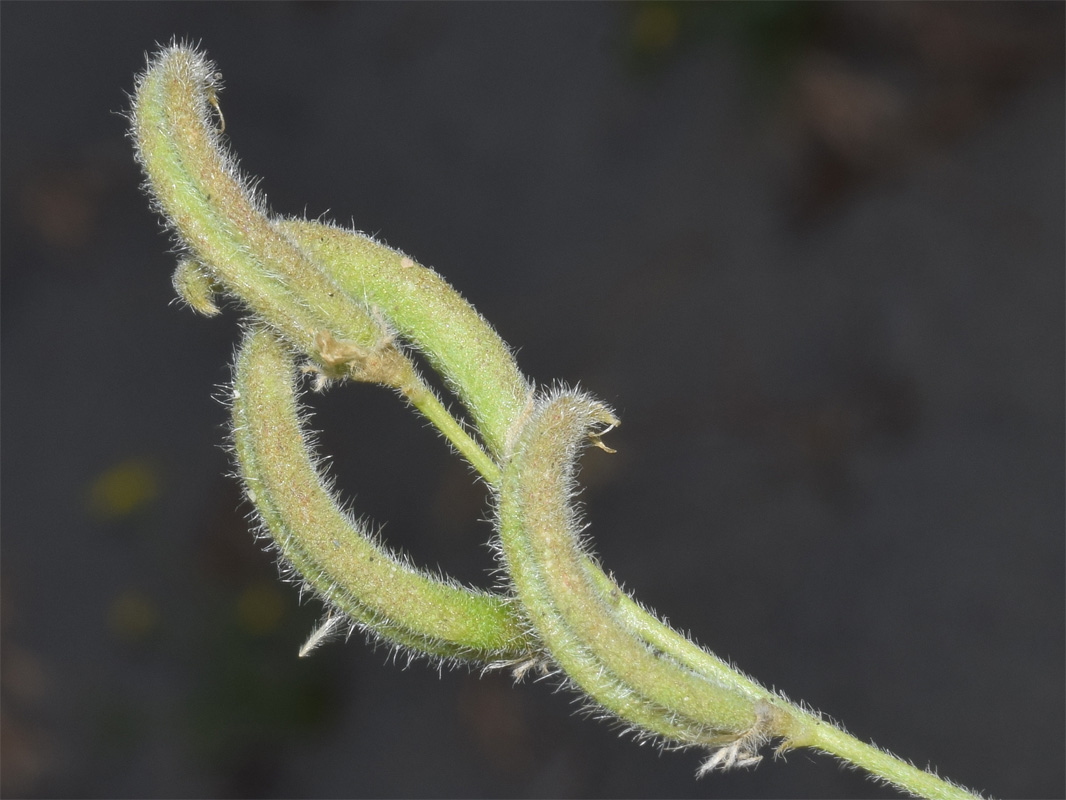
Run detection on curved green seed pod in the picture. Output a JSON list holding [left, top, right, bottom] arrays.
[[274, 218, 533, 460], [131, 44, 384, 371], [232, 324, 534, 662], [498, 389, 799, 765], [132, 43, 499, 478]]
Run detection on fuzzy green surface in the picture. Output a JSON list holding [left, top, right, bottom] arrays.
[[132, 46, 385, 363], [232, 326, 533, 661], [499, 390, 769, 747], [277, 219, 532, 459]]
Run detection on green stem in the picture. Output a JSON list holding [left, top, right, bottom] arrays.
[[401, 379, 500, 484], [805, 718, 980, 800]]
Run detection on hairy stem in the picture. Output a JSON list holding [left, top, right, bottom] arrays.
[[806, 718, 980, 800]]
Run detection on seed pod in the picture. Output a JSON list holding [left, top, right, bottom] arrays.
[[497, 388, 791, 764], [232, 325, 534, 663]]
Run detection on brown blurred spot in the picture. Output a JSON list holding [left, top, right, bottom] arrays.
[[792, 55, 907, 170], [21, 162, 109, 251], [0, 702, 52, 797], [779, 3, 1061, 222], [1, 582, 56, 797], [457, 672, 535, 777]]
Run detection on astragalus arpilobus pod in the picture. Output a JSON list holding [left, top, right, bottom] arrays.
[[130, 41, 984, 800]]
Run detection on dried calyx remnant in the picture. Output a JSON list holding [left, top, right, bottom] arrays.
[[130, 41, 983, 799]]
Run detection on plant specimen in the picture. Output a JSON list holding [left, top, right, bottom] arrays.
[[129, 42, 985, 799]]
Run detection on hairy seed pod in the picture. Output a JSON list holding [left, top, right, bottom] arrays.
[[232, 325, 534, 662], [275, 218, 533, 460], [131, 43, 405, 386], [498, 389, 790, 764]]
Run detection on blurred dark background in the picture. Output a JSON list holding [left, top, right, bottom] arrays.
[[1, 3, 1063, 798]]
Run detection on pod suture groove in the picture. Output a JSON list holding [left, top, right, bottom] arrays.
[[130, 41, 984, 799]]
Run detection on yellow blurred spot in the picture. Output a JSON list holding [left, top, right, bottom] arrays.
[[236, 582, 285, 635], [108, 589, 160, 642], [87, 458, 159, 520], [631, 4, 679, 53]]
